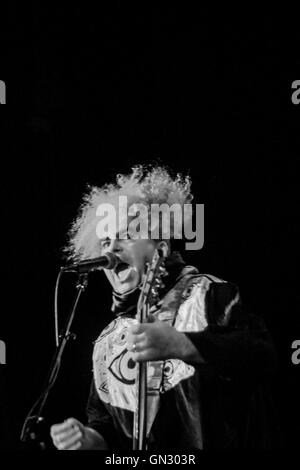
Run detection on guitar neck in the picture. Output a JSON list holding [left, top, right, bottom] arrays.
[[132, 249, 165, 450], [133, 361, 147, 450]]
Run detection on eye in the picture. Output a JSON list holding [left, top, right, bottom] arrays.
[[114, 328, 129, 346], [163, 360, 177, 378], [101, 239, 111, 249], [108, 349, 136, 385]]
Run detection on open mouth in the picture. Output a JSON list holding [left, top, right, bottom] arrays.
[[114, 261, 133, 281], [114, 261, 130, 275]]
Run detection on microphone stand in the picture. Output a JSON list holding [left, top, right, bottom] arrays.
[[20, 272, 88, 450]]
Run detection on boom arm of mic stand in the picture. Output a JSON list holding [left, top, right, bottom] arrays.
[[20, 272, 88, 449]]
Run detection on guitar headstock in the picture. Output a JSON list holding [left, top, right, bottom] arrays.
[[139, 248, 167, 308]]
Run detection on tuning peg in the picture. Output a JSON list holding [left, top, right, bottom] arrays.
[[157, 280, 165, 290], [151, 287, 159, 297], [159, 266, 168, 277]]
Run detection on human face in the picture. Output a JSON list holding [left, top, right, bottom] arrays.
[[100, 220, 157, 295]]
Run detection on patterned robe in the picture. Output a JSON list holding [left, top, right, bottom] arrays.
[[87, 267, 279, 449]]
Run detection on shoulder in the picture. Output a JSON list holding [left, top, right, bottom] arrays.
[[181, 273, 226, 299], [177, 274, 241, 329]]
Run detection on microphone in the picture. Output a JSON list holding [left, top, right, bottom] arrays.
[[61, 252, 118, 273]]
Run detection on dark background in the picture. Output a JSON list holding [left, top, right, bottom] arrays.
[[0, 6, 299, 450]]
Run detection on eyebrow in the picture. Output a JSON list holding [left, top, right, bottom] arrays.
[[99, 229, 128, 242], [99, 237, 110, 243]]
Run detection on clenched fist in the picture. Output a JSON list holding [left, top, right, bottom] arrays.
[[50, 418, 108, 450]]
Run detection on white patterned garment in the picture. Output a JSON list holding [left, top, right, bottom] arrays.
[[92, 275, 239, 432]]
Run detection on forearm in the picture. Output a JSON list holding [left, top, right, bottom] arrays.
[[83, 426, 109, 450], [184, 327, 277, 377], [86, 380, 117, 448], [173, 330, 206, 365]]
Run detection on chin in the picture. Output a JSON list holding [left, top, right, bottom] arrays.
[[118, 286, 133, 294], [116, 281, 139, 294]]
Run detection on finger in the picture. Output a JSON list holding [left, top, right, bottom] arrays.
[[126, 332, 146, 349], [68, 441, 82, 450], [65, 418, 84, 430], [54, 431, 82, 450], [130, 322, 155, 335], [50, 418, 83, 438], [132, 322, 161, 334], [50, 423, 79, 437], [127, 338, 148, 352], [128, 338, 149, 353], [149, 305, 159, 314], [127, 331, 140, 343], [132, 348, 155, 363], [147, 314, 157, 323], [51, 422, 72, 437], [51, 419, 80, 437], [127, 341, 139, 352], [51, 427, 80, 443], [130, 323, 143, 335]]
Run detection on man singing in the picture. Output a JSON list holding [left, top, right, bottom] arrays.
[[50, 165, 278, 450]]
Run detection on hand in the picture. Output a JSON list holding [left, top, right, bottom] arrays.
[[126, 315, 204, 364], [50, 418, 108, 450]]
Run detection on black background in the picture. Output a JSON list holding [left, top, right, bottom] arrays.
[[0, 5, 299, 451]]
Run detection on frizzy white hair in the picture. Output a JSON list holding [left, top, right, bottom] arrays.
[[64, 165, 193, 261]]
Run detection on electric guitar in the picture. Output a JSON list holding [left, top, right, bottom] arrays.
[[132, 248, 166, 450]]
